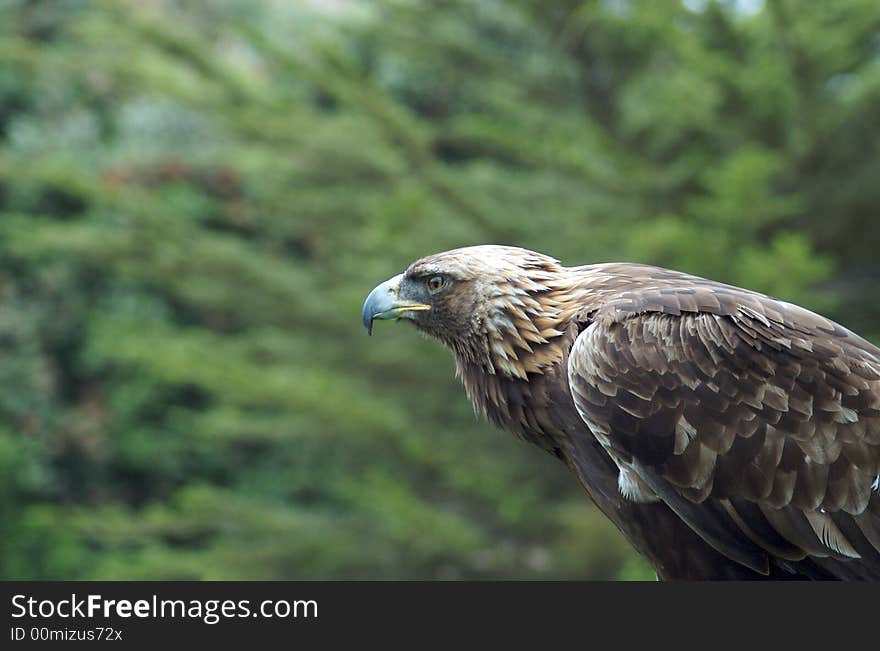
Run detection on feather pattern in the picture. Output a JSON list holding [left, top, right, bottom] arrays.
[[565, 267, 880, 573], [378, 245, 880, 579]]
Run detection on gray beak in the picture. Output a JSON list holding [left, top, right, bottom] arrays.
[[362, 273, 431, 335]]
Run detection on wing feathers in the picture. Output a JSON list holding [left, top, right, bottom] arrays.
[[757, 504, 835, 558], [568, 283, 880, 576], [720, 499, 805, 561], [854, 505, 880, 555], [803, 510, 860, 558]]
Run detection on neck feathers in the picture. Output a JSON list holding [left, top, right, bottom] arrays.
[[454, 266, 607, 381], [450, 263, 622, 439]]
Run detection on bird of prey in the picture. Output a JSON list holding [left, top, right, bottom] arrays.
[[362, 245, 880, 580]]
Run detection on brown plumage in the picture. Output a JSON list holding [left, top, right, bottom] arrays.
[[362, 245, 880, 580]]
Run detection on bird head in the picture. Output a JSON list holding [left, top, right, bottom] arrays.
[[362, 245, 574, 378]]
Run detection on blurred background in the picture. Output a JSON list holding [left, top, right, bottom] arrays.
[[1, 0, 879, 580]]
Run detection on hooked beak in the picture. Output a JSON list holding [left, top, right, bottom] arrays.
[[362, 273, 431, 335]]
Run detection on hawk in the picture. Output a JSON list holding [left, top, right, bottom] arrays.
[[362, 245, 880, 580]]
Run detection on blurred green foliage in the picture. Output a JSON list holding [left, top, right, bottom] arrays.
[[1, 0, 878, 580]]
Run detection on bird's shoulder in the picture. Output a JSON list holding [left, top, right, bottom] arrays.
[[569, 263, 878, 358], [565, 263, 880, 510], [563, 265, 880, 572]]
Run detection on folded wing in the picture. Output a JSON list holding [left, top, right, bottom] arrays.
[[567, 283, 880, 578]]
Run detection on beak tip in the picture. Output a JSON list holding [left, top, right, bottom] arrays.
[[362, 310, 374, 336], [362, 273, 407, 336]]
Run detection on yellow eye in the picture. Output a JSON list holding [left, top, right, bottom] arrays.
[[426, 275, 445, 293]]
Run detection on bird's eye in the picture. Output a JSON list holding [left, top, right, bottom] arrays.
[[426, 275, 446, 293]]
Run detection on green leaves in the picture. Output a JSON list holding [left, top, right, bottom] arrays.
[[1, 0, 876, 581]]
